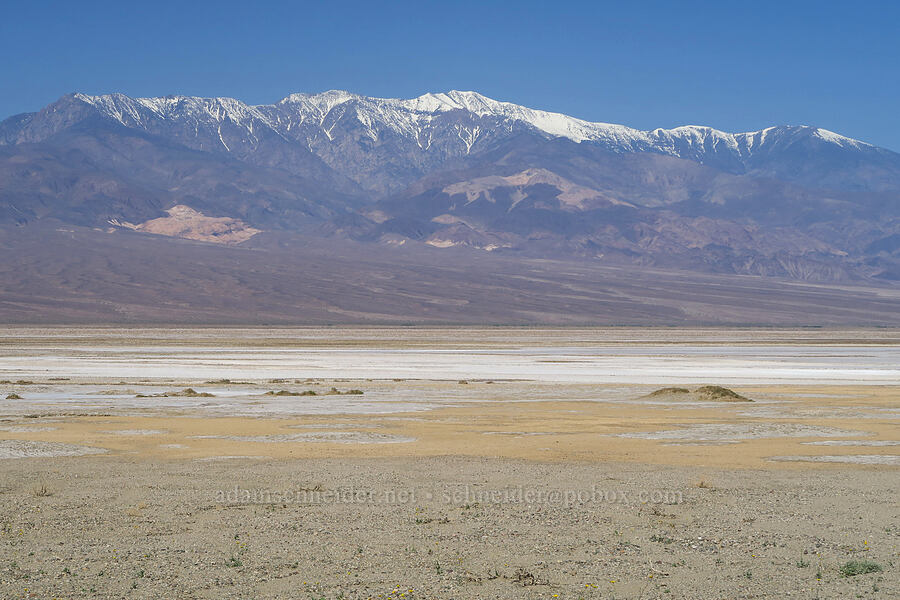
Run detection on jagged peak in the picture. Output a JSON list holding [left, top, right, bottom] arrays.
[[276, 90, 362, 116], [16, 90, 881, 158]]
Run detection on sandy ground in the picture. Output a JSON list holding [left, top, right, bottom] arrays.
[[0, 328, 897, 598]]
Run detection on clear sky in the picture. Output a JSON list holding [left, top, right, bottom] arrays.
[[2, 0, 898, 150]]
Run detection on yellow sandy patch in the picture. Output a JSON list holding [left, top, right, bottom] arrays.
[[3, 384, 897, 469]]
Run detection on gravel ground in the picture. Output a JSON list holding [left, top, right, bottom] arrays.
[[0, 456, 896, 599]]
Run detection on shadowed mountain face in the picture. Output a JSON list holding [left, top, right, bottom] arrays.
[[348, 136, 900, 281], [2, 224, 899, 325], [1, 90, 899, 324]]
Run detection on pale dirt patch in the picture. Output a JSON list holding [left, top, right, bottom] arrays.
[[0, 439, 106, 458], [189, 432, 415, 444], [0, 425, 57, 432], [193, 455, 271, 462], [771, 454, 900, 465], [802, 440, 900, 446], [110, 205, 260, 244], [441, 168, 633, 209], [614, 423, 867, 442]]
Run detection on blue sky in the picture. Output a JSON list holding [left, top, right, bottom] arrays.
[[2, 0, 898, 150]]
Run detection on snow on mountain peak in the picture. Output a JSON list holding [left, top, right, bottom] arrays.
[[812, 127, 867, 149], [65, 90, 875, 163], [277, 90, 360, 114], [73, 92, 273, 130]]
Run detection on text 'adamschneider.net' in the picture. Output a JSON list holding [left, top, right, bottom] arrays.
[[215, 485, 683, 506]]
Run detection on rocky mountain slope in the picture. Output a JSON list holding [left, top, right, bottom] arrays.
[[3, 223, 898, 325], [1, 90, 899, 287]]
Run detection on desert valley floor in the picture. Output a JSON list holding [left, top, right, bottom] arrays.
[[0, 328, 897, 599]]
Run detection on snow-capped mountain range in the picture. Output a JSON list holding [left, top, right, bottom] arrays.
[[71, 89, 868, 155], [5, 89, 896, 196], [80, 90, 880, 166], [1, 89, 899, 284]]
